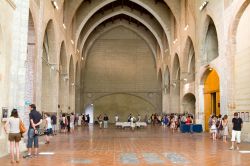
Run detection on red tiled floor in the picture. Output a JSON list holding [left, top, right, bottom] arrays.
[[0, 125, 250, 166]]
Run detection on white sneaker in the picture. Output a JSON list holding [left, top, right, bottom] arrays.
[[229, 147, 234, 150]]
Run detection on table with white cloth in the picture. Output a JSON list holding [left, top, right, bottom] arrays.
[[115, 122, 147, 128]]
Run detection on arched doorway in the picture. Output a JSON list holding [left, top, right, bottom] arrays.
[[85, 104, 94, 124], [204, 69, 220, 131], [182, 93, 196, 115]]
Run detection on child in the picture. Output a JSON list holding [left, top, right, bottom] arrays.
[[170, 116, 175, 133], [210, 116, 217, 141]]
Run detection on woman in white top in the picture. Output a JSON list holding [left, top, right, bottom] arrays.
[[44, 113, 52, 144], [4, 109, 22, 163], [70, 113, 75, 133]]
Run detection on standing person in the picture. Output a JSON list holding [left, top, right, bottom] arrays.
[[115, 114, 119, 123], [216, 114, 223, 139], [87, 114, 90, 125], [210, 116, 217, 141], [44, 113, 52, 144], [103, 114, 109, 129], [98, 114, 103, 128], [51, 113, 57, 135], [4, 109, 22, 163], [70, 113, 75, 133], [84, 114, 88, 126], [137, 114, 141, 122], [222, 115, 229, 142], [61, 113, 67, 134], [230, 113, 243, 150], [130, 115, 136, 131], [170, 116, 175, 133], [24, 104, 42, 158], [66, 114, 70, 133], [128, 114, 132, 122]]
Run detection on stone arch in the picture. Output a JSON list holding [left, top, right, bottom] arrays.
[[84, 22, 157, 61], [158, 68, 163, 86], [183, 36, 195, 82], [93, 93, 157, 123], [41, 19, 57, 113], [77, 9, 164, 59], [233, 2, 250, 135], [164, 66, 170, 94], [58, 41, 67, 111], [229, 0, 250, 45], [182, 93, 196, 115], [200, 68, 220, 131], [201, 15, 219, 64], [75, 61, 81, 113], [171, 54, 180, 113], [69, 55, 75, 112], [42, 19, 57, 63], [72, 0, 174, 52]]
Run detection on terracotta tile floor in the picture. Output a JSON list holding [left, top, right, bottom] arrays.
[[1, 125, 250, 166]]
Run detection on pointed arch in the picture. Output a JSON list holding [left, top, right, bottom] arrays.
[[69, 55, 75, 112], [171, 53, 181, 113], [203, 16, 219, 63], [183, 36, 195, 82]]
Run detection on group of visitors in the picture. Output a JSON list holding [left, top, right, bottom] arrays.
[[208, 112, 243, 150], [3, 106, 244, 164], [60, 113, 76, 134], [97, 114, 109, 128], [209, 114, 228, 141], [4, 104, 42, 162]]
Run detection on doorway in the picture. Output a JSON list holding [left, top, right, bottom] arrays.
[[85, 104, 94, 123], [204, 69, 220, 131]]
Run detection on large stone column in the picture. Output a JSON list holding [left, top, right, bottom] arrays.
[[8, 0, 29, 153]]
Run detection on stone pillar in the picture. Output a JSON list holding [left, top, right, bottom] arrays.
[[8, 0, 29, 152]]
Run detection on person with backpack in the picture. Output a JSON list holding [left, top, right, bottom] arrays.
[[24, 104, 42, 158], [216, 114, 223, 139]]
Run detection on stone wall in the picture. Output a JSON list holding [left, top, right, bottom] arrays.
[[83, 26, 161, 117]]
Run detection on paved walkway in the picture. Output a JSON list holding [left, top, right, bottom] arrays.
[[1, 125, 250, 165]]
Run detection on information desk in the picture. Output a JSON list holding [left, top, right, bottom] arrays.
[[180, 124, 203, 133]]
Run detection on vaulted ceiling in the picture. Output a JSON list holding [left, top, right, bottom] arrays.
[[63, 0, 178, 65]]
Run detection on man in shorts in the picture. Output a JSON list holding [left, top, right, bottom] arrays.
[[23, 104, 42, 158], [230, 112, 243, 150]]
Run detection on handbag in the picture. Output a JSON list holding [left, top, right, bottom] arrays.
[[19, 119, 26, 134]]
